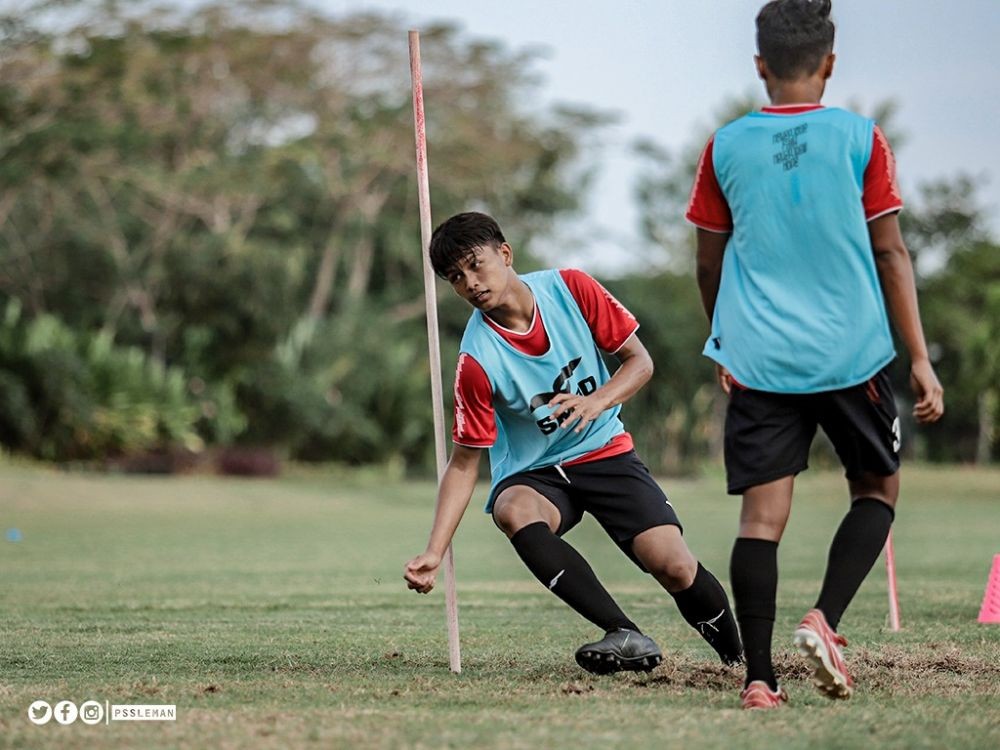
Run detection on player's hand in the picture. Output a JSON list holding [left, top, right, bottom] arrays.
[[404, 551, 442, 594], [716, 364, 733, 395], [548, 392, 610, 434], [910, 359, 944, 424]]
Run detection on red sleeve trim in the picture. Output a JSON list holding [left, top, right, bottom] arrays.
[[452, 353, 496, 448], [686, 135, 733, 232], [559, 269, 639, 353], [608, 325, 639, 355], [863, 125, 904, 220], [866, 206, 903, 223], [688, 220, 733, 234]]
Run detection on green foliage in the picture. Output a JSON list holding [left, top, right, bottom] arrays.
[[605, 274, 718, 474], [231, 306, 444, 466], [0, 300, 243, 460], [0, 1, 995, 469], [922, 240, 1000, 460], [0, 0, 604, 465]]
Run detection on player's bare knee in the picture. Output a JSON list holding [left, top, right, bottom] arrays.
[[492, 489, 551, 537], [649, 556, 697, 591], [491, 502, 522, 536], [737, 518, 785, 542], [849, 472, 899, 508]]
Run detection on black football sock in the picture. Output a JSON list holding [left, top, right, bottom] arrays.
[[730, 538, 779, 690], [510, 521, 639, 633], [669, 563, 743, 665], [814, 497, 895, 631]]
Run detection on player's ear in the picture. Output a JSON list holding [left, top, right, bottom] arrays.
[[754, 54, 769, 81], [821, 52, 835, 80], [499, 242, 513, 268]]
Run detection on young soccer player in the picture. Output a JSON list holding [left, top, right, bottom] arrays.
[[404, 211, 743, 674], [687, 0, 944, 709]]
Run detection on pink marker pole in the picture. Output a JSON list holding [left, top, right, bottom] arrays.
[[885, 529, 901, 632], [409, 30, 461, 673]]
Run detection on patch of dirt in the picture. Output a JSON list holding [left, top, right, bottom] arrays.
[[632, 643, 1000, 697], [560, 682, 594, 695], [131, 678, 161, 696]]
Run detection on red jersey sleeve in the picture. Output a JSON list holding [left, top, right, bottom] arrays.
[[559, 269, 639, 353], [685, 135, 733, 232], [863, 125, 904, 221], [452, 353, 495, 448]]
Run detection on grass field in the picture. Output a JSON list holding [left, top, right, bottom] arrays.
[[1, 461, 998, 749]]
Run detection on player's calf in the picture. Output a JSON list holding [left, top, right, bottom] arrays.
[[668, 563, 744, 667]]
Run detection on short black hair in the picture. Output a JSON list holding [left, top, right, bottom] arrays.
[[756, 0, 835, 80], [428, 212, 506, 278]]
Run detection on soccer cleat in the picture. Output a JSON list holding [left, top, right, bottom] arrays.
[[574, 628, 662, 675], [740, 680, 788, 710], [793, 608, 854, 699]]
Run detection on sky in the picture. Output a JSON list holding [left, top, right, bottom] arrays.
[[309, 0, 999, 273]]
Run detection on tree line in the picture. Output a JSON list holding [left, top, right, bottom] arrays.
[[0, 1, 995, 471]]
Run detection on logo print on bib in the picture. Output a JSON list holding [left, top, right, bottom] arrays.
[[531, 357, 598, 435], [773, 123, 808, 170], [529, 357, 582, 411]]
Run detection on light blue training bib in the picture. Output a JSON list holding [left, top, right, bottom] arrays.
[[706, 107, 895, 393], [459, 270, 624, 511]]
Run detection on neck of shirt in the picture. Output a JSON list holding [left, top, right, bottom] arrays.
[[761, 103, 825, 115]]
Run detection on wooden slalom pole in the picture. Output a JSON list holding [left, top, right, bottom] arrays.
[[408, 29, 461, 673], [885, 529, 901, 632]]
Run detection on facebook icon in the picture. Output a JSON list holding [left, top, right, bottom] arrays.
[[54, 701, 78, 725]]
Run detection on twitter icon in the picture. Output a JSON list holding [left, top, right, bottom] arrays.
[[28, 700, 52, 725]]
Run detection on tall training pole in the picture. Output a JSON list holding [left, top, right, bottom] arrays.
[[409, 30, 461, 673], [885, 529, 901, 632]]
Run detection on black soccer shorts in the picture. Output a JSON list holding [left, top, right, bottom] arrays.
[[490, 450, 681, 570], [723, 365, 901, 495]]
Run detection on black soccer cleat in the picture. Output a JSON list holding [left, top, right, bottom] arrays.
[[574, 628, 663, 675]]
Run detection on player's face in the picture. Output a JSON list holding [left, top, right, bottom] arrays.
[[445, 243, 512, 310]]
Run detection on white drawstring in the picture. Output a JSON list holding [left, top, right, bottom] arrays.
[[554, 463, 571, 484]]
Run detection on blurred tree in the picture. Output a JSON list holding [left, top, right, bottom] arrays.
[[633, 94, 761, 274], [903, 178, 999, 463], [0, 0, 611, 465]]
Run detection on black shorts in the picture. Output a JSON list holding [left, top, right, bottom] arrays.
[[490, 450, 681, 570], [724, 365, 901, 495]]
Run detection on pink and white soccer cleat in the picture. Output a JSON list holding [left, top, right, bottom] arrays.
[[740, 680, 788, 710], [793, 608, 854, 699]]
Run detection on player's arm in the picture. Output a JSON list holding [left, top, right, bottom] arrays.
[[695, 228, 730, 322], [695, 228, 735, 394], [403, 444, 482, 594], [549, 332, 653, 433], [689, 134, 732, 323], [868, 213, 944, 423], [688, 134, 735, 394]]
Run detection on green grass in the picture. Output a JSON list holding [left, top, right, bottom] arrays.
[[1, 462, 998, 749]]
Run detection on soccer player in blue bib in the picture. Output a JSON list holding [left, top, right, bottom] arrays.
[[404, 212, 743, 674], [688, 0, 944, 709]]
